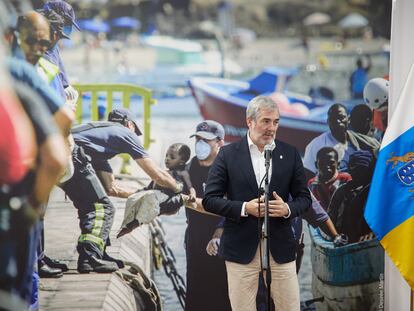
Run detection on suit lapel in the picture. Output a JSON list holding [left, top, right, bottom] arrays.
[[237, 137, 259, 194]]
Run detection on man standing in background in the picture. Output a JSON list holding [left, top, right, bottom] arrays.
[[184, 120, 231, 311]]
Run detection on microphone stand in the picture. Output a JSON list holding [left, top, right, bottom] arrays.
[[262, 152, 272, 311]]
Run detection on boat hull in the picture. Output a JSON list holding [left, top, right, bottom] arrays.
[[309, 226, 384, 310], [312, 273, 381, 311], [189, 80, 328, 153]]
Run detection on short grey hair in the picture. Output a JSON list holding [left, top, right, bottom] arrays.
[[246, 96, 279, 121]]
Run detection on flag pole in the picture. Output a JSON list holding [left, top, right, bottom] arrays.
[[411, 290, 414, 311]]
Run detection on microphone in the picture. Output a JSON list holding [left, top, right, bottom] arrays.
[[264, 142, 275, 167]]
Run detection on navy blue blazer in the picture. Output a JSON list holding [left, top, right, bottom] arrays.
[[203, 136, 311, 264]]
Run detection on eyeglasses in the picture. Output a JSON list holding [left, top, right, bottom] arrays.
[[24, 37, 51, 49]]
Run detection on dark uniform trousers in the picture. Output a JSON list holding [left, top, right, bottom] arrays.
[[60, 145, 115, 261]]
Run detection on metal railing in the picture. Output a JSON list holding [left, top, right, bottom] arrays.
[[72, 83, 156, 149]]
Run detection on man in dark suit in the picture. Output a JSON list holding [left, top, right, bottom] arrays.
[[203, 95, 311, 311]]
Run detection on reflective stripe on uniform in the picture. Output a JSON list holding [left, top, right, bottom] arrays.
[[78, 233, 105, 251], [37, 58, 59, 83], [78, 203, 105, 251], [91, 203, 105, 238]]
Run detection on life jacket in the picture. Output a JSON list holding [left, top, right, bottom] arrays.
[[36, 57, 59, 84]]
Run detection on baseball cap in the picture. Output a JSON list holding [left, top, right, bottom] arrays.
[[43, 1, 80, 31], [108, 108, 142, 136], [190, 120, 225, 140], [38, 8, 69, 39]]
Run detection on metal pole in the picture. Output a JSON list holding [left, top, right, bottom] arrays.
[[263, 160, 272, 311]]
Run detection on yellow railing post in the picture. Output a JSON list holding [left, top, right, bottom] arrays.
[[72, 84, 157, 175], [91, 91, 98, 121], [106, 91, 113, 120], [72, 83, 156, 149]]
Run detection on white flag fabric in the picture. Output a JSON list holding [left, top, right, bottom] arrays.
[[385, 0, 413, 310]]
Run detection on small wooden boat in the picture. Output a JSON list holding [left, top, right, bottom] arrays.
[[309, 225, 384, 311]]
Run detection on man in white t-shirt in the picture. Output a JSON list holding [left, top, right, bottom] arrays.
[[303, 103, 380, 180]]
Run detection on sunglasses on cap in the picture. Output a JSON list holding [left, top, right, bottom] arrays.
[[24, 37, 51, 49]]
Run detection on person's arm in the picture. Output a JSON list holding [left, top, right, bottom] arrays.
[[318, 218, 338, 238], [53, 106, 75, 138], [206, 227, 224, 256], [30, 134, 67, 208], [176, 170, 192, 193], [135, 157, 179, 192], [184, 187, 219, 216], [13, 80, 67, 211], [97, 170, 136, 198]]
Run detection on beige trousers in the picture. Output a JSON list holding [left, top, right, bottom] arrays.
[[225, 244, 300, 311]]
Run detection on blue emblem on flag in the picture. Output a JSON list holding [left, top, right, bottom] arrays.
[[398, 160, 414, 185], [386, 152, 414, 187]]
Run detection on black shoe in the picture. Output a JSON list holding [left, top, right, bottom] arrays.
[[77, 256, 119, 274], [43, 256, 69, 272], [103, 252, 125, 269], [38, 263, 63, 278]]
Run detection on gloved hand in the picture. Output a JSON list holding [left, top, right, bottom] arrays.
[[64, 85, 79, 112], [174, 182, 184, 194], [206, 238, 220, 256], [333, 233, 348, 247]]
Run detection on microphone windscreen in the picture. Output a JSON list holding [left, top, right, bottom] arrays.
[[264, 142, 276, 152]]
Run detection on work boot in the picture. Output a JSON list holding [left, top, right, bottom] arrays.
[[77, 256, 119, 274], [38, 262, 63, 278], [43, 255, 69, 272], [103, 251, 125, 269]]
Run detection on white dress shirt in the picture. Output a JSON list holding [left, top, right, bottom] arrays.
[[248, 133, 272, 188], [241, 133, 290, 218]]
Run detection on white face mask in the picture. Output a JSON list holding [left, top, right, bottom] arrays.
[[195, 140, 212, 160]]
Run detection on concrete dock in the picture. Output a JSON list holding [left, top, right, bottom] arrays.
[[39, 144, 161, 311], [39, 182, 154, 311]]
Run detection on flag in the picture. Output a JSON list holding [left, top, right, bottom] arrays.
[[367, 1, 414, 309], [365, 63, 414, 291]]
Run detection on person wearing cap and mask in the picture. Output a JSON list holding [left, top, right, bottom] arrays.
[[60, 108, 181, 273], [183, 120, 232, 311], [203, 96, 311, 311]]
